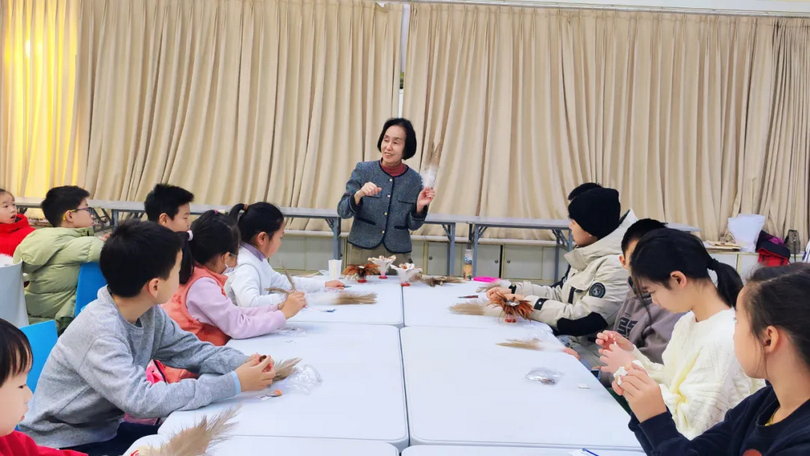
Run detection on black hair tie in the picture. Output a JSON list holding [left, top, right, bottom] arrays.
[[707, 258, 721, 270]]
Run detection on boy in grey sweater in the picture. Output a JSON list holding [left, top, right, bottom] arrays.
[[599, 218, 683, 387], [19, 221, 277, 455]]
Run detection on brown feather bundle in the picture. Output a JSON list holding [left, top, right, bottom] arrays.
[[489, 292, 533, 323], [421, 275, 465, 287], [476, 280, 506, 293], [137, 408, 238, 456], [273, 358, 302, 380], [342, 263, 379, 282], [333, 292, 377, 305], [497, 338, 543, 351], [449, 300, 489, 315]]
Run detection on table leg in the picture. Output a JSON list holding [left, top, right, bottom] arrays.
[[111, 210, 119, 227], [471, 225, 487, 277], [327, 218, 342, 260], [441, 223, 456, 276]]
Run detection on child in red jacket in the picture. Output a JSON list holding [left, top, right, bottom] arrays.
[[0, 319, 85, 456], [0, 189, 35, 257]]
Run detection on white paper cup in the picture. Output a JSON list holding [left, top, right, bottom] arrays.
[[328, 259, 342, 280]]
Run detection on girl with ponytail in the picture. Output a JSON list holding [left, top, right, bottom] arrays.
[[225, 203, 343, 310], [597, 229, 764, 439]]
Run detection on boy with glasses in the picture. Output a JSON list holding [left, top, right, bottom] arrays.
[[14, 186, 105, 333]]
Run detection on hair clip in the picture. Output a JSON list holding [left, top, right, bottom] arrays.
[[187, 230, 194, 241]]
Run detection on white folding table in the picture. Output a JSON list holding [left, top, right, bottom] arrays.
[[158, 323, 409, 450], [127, 435, 398, 456], [401, 326, 641, 451], [403, 281, 552, 333], [294, 278, 404, 327]]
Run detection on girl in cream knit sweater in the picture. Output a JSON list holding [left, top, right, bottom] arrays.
[[598, 229, 764, 439]]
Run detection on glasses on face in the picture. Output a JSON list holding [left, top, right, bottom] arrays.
[[63, 207, 93, 221]]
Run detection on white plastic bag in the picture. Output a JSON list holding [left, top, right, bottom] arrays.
[[727, 214, 766, 253]]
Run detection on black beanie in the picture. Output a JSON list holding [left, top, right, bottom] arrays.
[[567, 188, 621, 240]]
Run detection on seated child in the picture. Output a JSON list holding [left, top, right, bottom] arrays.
[[599, 229, 764, 439], [13, 186, 104, 332], [599, 218, 683, 387], [144, 184, 194, 232], [161, 210, 305, 382], [0, 318, 86, 456], [488, 187, 635, 367], [18, 221, 277, 455], [0, 188, 35, 257], [226, 203, 343, 308], [618, 263, 810, 454]]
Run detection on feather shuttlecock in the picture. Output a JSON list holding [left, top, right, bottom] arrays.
[[137, 408, 238, 456], [391, 263, 423, 287], [369, 255, 396, 279]]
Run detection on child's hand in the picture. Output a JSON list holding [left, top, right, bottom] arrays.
[[501, 293, 526, 303], [325, 280, 345, 289], [596, 331, 633, 352], [619, 364, 667, 422], [599, 342, 637, 374], [281, 292, 307, 319], [235, 354, 275, 392], [563, 347, 581, 360], [486, 287, 511, 301]]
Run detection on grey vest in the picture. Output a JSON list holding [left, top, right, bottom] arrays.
[[337, 160, 427, 253]]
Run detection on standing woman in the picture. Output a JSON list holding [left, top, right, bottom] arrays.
[[338, 118, 435, 267]]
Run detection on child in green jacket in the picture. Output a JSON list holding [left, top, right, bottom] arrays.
[[14, 186, 104, 333]]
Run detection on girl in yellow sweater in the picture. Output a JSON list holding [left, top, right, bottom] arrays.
[[598, 229, 764, 439]]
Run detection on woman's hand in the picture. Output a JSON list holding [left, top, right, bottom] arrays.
[[619, 364, 667, 422], [355, 182, 382, 204], [416, 188, 435, 213]]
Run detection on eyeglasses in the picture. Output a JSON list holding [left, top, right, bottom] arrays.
[[63, 207, 94, 221]]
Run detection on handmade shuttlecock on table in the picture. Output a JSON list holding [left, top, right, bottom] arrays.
[[136, 408, 238, 456], [369, 255, 396, 279], [342, 263, 380, 283], [489, 291, 533, 323], [421, 275, 465, 287], [391, 263, 423, 287], [420, 141, 443, 189]]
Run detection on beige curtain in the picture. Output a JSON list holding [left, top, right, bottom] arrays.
[[2, 0, 401, 231], [75, 0, 401, 230], [404, 5, 810, 242], [0, 0, 81, 196]]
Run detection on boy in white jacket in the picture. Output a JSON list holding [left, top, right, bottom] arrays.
[[225, 203, 343, 313], [491, 187, 632, 367]]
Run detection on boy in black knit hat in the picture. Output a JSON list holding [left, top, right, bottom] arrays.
[[489, 186, 636, 368]]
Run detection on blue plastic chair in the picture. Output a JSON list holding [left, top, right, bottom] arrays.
[[20, 320, 58, 393], [76, 262, 106, 317]]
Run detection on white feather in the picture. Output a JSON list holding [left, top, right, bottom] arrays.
[[421, 165, 438, 189]]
